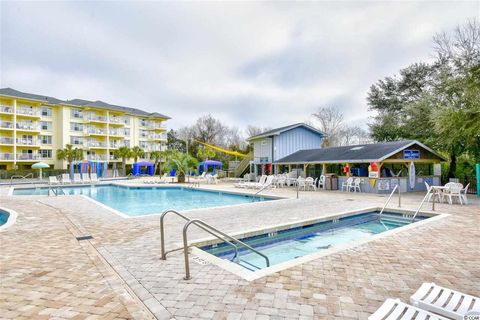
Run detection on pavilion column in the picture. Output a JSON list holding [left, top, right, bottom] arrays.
[[378, 162, 383, 178], [304, 164, 308, 177], [322, 164, 327, 175], [346, 163, 351, 177], [288, 164, 292, 172]]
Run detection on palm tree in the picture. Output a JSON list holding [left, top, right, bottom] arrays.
[[57, 144, 84, 171], [113, 146, 131, 175], [130, 146, 144, 163], [150, 150, 167, 175], [165, 151, 198, 183]]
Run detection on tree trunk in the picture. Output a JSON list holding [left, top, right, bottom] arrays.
[[177, 173, 185, 183], [447, 153, 457, 178], [122, 159, 126, 176]]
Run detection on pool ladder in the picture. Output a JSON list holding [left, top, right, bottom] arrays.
[[48, 184, 66, 196], [160, 209, 270, 280], [379, 180, 401, 216]]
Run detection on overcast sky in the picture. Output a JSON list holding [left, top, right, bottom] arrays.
[[1, 1, 478, 132]]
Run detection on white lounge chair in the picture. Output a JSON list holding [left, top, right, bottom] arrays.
[[238, 175, 267, 189], [82, 174, 91, 184], [369, 298, 448, 320], [253, 175, 274, 189], [90, 173, 99, 183], [410, 282, 480, 320], [73, 173, 82, 184], [341, 177, 354, 192], [61, 174, 72, 184], [48, 176, 60, 185], [207, 174, 218, 185]]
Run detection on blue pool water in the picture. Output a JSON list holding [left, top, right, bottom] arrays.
[[0, 210, 9, 226], [200, 212, 427, 271], [13, 185, 272, 216]]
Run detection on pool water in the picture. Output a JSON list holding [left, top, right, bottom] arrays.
[[200, 212, 426, 271], [0, 210, 9, 226], [13, 185, 271, 216]]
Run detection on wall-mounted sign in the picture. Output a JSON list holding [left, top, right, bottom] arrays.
[[403, 149, 420, 160], [377, 180, 390, 191], [369, 171, 379, 178], [259, 157, 270, 163]]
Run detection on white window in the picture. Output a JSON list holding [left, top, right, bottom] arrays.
[[123, 128, 130, 136], [39, 149, 52, 159], [40, 121, 52, 131], [41, 107, 52, 117], [70, 136, 84, 145], [39, 135, 52, 145], [123, 140, 130, 147], [70, 122, 83, 132], [71, 109, 83, 119]]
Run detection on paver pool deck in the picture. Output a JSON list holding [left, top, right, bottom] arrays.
[[1, 181, 479, 319]]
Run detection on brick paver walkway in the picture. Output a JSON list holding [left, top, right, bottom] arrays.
[[1, 182, 479, 319]]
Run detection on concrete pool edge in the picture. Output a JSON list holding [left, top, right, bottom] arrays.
[[0, 206, 19, 231], [189, 207, 449, 281]]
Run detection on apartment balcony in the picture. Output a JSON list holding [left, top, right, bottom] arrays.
[[108, 129, 124, 137], [108, 117, 125, 126], [16, 107, 41, 118], [0, 121, 14, 130], [0, 137, 14, 145], [16, 138, 41, 147], [85, 127, 107, 136], [86, 155, 107, 161], [0, 152, 14, 161], [149, 133, 167, 141], [0, 105, 14, 114], [84, 114, 107, 123], [16, 122, 40, 132], [146, 122, 167, 131], [16, 153, 42, 161], [86, 141, 107, 149]]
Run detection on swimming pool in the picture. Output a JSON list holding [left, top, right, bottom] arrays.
[[199, 211, 429, 271], [13, 185, 273, 217]]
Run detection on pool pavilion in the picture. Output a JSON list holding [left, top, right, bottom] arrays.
[[274, 140, 447, 193]]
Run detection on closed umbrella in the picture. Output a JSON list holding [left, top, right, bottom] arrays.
[[32, 162, 50, 180]]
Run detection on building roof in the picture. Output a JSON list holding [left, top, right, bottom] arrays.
[[0, 88, 170, 119], [275, 140, 447, 164], [247, 123, 324, 141], [0, 87, 65, 104]]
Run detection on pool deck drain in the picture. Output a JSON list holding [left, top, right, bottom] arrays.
[[1, 181, 479, 319]]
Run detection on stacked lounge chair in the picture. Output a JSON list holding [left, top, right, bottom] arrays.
[[370, 283, 479, 320]]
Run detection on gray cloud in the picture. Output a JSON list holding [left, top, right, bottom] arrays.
[[1, 1, 478, 133]]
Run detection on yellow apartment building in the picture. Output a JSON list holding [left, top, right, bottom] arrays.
[[0, 88, 169, 170]]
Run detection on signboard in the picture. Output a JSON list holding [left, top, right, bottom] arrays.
[[403, 149, 420, 160], [369, 171, 379, 178], [259, 157, 269, 164], [377, 180, 390, 191]]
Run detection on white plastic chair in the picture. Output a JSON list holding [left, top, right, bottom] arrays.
[[341, 177, 353, 192], [61, 174, 72, 184], [410, 282, 480, 319], [369, 298, 448, 320], [460, 183, 470, 205], [350, 178, 362, 192], [297, 177, 306, 190], [73, 173, 82, 184], [305, 177, 316, 191], [48, 176, 59, 185], [444, 183, 463, 205], [318, 175, 325, 190]]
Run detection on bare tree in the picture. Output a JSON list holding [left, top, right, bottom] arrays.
[[245, 125, 271, 138], [338, 126, 372, 146], [311, 107, 345, 147], [192, 114, 229, 145]]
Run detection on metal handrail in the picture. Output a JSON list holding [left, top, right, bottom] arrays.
[[253, 183, 272, 201], [182, 219, 270, 280], [160, 210, 239, 261], [411, 186, 434, 222], [379, 184, 399, 215], [10, 173, 34, 186]]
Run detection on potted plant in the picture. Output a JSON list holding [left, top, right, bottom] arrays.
[[165, 151, 198, 183]]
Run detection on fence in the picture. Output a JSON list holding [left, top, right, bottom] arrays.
[[0, 169, 68, 179]]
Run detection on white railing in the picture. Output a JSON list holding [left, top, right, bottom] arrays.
[[109, 129, 124, 136], [16, 153, 42, 160], [86, 141, 107, 148], [86, 155, 107, 161], [0, 137, 14, 144], [0, 121, 14, 129], [84, 114, 107, 122], [85, 127, 106, 135], [16, 107, 39, 116], [0, 153, 14, 160], [16, 122, 39, 130], [16, 138, 40, 146], [0, 106, 13, 113]]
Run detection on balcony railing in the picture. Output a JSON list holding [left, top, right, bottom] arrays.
[[149, 133, 167, 140], [16, 107, 39, 116], [86, 155, 107, 161], [16, 153, 42, 160], [85, 127, 107, 135], [84, 114, 107, 122], [145, 122, 167, 130], [0, 153, 14, 160], [0, 121, 14, 129], [16, 138, 40, 146], [0, 106, 13, 113], [109, 129, 124, 136], [0, 137, 14, 144], [16, 122, 39, 131], [86, 141, 107, 148]]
